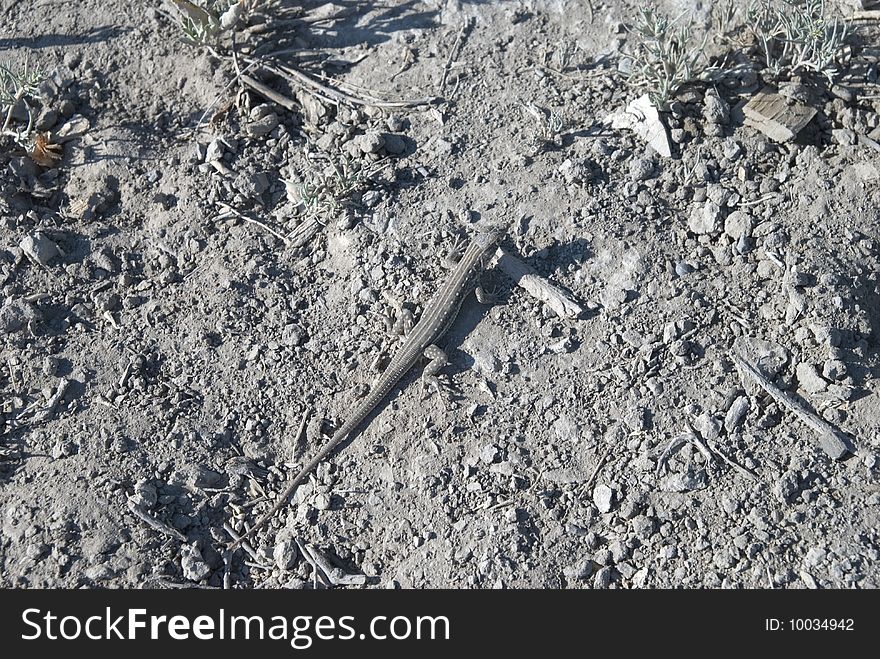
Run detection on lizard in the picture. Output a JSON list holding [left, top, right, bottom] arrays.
[[229, 228, 502, 550]]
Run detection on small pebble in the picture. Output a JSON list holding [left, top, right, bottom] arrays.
[[20, 232, 60, 266], [592, 483, 615, 514], [181, 546, 211, 582]]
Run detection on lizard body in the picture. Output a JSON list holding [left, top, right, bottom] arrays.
[[229, 229, 501, 549]]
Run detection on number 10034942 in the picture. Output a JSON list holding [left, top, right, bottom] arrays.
[[766, 618, 854, 631]]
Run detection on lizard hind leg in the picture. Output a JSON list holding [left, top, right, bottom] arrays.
[[421, 344, 454, 405]]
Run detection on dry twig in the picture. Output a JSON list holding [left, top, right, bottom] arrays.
[[729, 348, 852, 460]]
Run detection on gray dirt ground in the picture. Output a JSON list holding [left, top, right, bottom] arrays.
[[1, 0, 879, 589]]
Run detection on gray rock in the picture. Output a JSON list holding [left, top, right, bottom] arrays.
[[619, 498, 641, 520], [804, 547, 826, 567], [594, 548, 613, 566], [704, 88, 730, 124], [600, 285, 628, 309], [694, 412, 721, 441], [818, 432, 848, 461], [623, 405, 648, 432], [831, 84, 855, 103], [713, 550, 736, 569], [355, 131, 385, 154], [192, 465, 222, 488], [51, 439, 78, 458], [774, 470, 800, 504], [181, 546, 211, 581], [205, 138, 224, 162], [386, 114, 404, 131], [0, 300, 27, 334], [832, 128, 857, 146], [724, 210, 753, 241], [724, 396, 750, 432], [675, 261, 694, 276], [382, 133, 406, 155], [796, 362, 827, 394], [234, 171, 269, 197], [631, 515, 656, 540], [85, 565, 117, 581], [722, 138, 742, 160], [247, 112, 279, 137], [659, 472, 704, 492], [42, 356, 61, 376], [20, 232, 60, 265], [472, 349, 501, 374], [131, 479, 158, 508], [593, 566, 614, 589], [563, 560, 593, 582], [559, 159, 592, 184], [249, 103, 276, 121], [629, 157, 655, 181], [592, 483, 615, 513], [609, 540, 629, 562], [313, 492, 332, 510], [273, 540, 299, 570], [822, 359, 847, 381], [547, 337, 573, 354], [688, 200, 722, 235], [480, 444, 499, 464], [720, 493, 739, 515]]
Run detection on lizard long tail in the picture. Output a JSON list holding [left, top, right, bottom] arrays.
[[227, 428, 348, 551]]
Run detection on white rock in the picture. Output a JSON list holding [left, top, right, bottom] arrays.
[[688, 201, 722, 235], [606, 94, 672, 158], [592, 483, 614, 513]]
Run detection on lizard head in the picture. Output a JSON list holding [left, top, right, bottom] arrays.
[[475, 226, 503, 251]]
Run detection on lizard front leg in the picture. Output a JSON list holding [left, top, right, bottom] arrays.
[[421, 344, 453, 404]]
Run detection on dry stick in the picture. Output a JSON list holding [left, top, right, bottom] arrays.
[[706, 439, 758, 482], [293, 407, 311, 452], [193, 58, 260, 134], [247, 58, 439, 109], [584, 443, 613, 490], [293, 538, 325, 587], [729, 349, 852, 460], [240, 74, 298, 111], [127, 500, 187, 542], [493, 247, 584, 319], [223, 522, 271, 568], [222, 551, 232, 590], [859, 134, 880, 153], [6, 356, 18, 390], [300, 542, 367, 587], [215, 202, 291, 245], [287, 215, 324, 248], [32, 378, 71, 423], [439, 18, 473, 95], [850, 10, 880, 21]]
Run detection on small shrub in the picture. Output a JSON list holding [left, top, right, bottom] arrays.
[[625, 4, 708, 111], [167, 0, 255, 48], [1, 58, 44, 148], [745, 0, 850, 83]]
